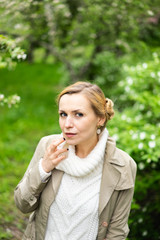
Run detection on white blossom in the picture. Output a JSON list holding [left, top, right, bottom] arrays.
[[14, 23, 22, 29], [140, 132, 146, 140], [129, 130, 134, 135], [0, 94, 4, 101], [138, 218, 143, 223], [22, 54, 27, 59], [150, 72, 155, 78], [138, 162, 145, 170], [150, 134, 155, 140], [112, 134, 119, 141], [138, 142, 143, 149], [126, 77, 133, 85], [17, 54, 22, 59], [147, 111, 152, 117], [56, 4, 66, 9], [132, 133, 138, 140], [64, 12, 71, 17], [125, 86, 130, 92], [121, 114, 127, 120], [148, 141, 156, 148], [142, 63, 148, 69], [142, 207, 147, 212], [118, 81, 124, 87], [135, 115, 142, 121], [153, 52, 158, 58], [139, 104, 145, 110], [147, 10, 154, 16], [126, 117, 131, 123], [142, 231, 148, 236]]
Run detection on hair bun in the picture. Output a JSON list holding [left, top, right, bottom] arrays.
[[105, 98, 114, 120]]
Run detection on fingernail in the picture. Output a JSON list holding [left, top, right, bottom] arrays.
[[63, 137, 66, 140]]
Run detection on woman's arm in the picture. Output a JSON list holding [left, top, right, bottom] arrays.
[[14, 138, 49, 213], [14, 135, 68, 213], [105, 187, 135, 240]]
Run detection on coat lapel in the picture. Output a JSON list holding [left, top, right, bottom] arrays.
[[98, 137, 121, 216], [51, 169, 64, 195], [98, 162, 121, 216]]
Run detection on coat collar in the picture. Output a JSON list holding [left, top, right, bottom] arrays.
[[98, 136, 121, 216], [106, 136, 125, 167]]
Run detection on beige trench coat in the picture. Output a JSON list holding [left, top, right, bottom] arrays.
[[14, 134, 137, 240]]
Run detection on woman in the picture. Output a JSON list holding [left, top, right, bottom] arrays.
[[14, 81, 137, 240]]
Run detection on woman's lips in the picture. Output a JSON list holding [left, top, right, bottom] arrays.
[[65, 133, 76, 138]]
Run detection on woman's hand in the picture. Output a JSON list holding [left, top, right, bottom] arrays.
[[42, 137, 68, 173]]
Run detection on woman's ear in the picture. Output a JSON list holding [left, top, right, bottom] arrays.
[[98, 117, 106, 126]]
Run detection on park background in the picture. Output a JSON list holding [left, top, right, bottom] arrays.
[[0, 0, 160, 239]]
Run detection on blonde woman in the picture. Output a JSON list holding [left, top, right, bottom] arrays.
[[15, 81, 137, 240]]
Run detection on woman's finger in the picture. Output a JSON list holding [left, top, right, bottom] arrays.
[[53, 148, 68, 158], [49, 137, 65, 152], [53, 154, 66, 166]]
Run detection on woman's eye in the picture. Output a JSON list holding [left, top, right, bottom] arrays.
[[76, 113, 83, 117], [60, 112, 67, 117]]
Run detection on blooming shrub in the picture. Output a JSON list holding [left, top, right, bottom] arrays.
[[0, 94, 21, 108], [0, 35, 26, 70], [108, 51, 160, 239], [0, 35, 26, 107]]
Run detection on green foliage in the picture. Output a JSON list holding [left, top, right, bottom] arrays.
[[1, 0, 159, 82], [0, 35, 26, 108], [0, 63, 63, 239], [92, 51, 123, 94], [0, 35, 26, 70], [107, 49, 160, 240]]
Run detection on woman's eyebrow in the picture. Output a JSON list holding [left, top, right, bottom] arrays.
[[72, 109, 82, 112], [59, 109, 82, 112]]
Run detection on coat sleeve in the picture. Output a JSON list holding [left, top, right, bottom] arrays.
[[105, 158, 137, 240], [105, 187, 135, 240], [14, 137, 51, 214]]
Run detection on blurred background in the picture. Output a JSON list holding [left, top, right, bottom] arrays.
[[0, 0, 160, 239]]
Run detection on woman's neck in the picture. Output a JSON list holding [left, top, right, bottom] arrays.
[[75, 135, 99, 158]]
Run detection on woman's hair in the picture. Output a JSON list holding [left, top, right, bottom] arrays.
[[57, 81, 114, 131]]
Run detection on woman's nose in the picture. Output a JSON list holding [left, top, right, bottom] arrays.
[[65, 117, 73, 128]]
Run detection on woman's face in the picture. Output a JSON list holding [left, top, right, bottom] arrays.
[[59, 93, 104, 149]]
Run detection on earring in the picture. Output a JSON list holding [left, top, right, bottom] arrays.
[[97, 127, 101, 135]]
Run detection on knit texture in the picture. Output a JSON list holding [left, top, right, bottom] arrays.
[[56, 128, 109, 177], [39, 158, 51, 182], [44, 129, 108, 240]]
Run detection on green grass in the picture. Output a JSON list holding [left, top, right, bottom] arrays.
[[0, 62, 65, 239]]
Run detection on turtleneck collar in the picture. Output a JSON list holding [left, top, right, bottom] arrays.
[[56, 128, 109, 177]]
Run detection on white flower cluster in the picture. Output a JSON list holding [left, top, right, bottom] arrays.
[[130, 131, 156, 151], [7, 95, 21, 108], [0, 94, 4, 101], [17, 54, 27, 60], [0, 93, 21, 107]]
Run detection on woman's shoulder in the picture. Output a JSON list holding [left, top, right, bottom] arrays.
[[116, 147, 137, 170], [107, 136, 136, 169], [106, 137, 137, 189]]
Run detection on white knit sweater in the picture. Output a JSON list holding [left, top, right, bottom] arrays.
[[40, 129, 108, 240]]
